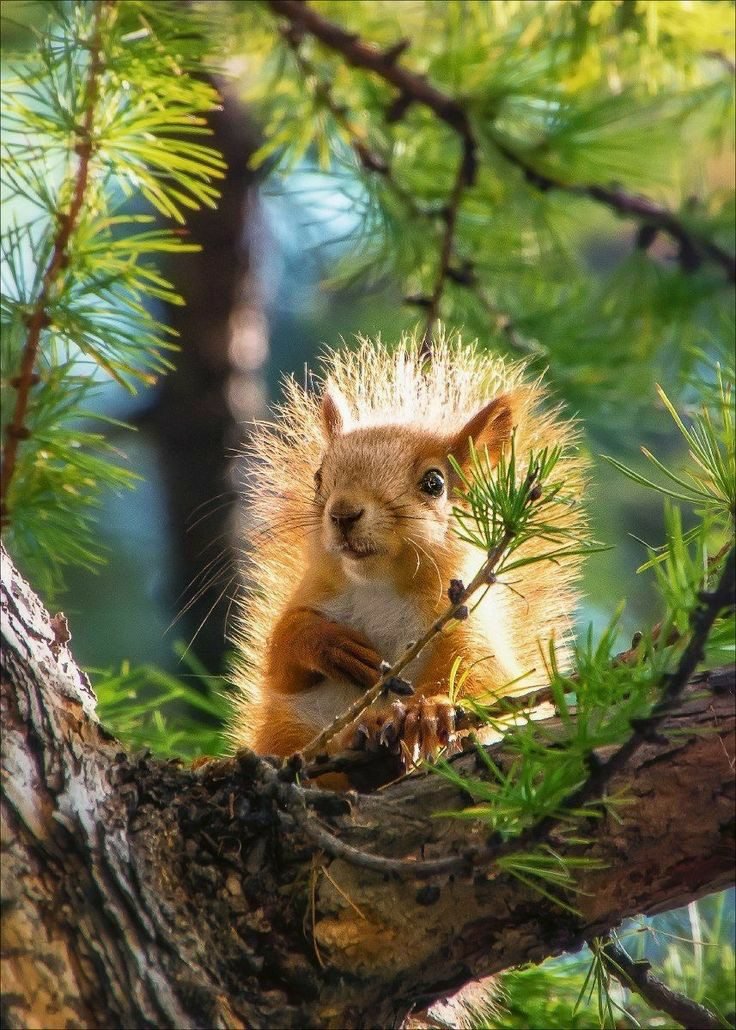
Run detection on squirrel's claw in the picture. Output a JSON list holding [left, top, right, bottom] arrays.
[[351, 724, 370, 750], [401, 696, 457, 762], [379, 703, 405, 752], [346, 695, 458, 764]]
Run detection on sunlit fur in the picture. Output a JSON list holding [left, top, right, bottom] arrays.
[[228, 329, 589, 754]]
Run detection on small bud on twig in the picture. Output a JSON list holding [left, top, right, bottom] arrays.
[[386, 91, 413, 123], [383, 676, 415, 697], [382, 38, 410, 63]]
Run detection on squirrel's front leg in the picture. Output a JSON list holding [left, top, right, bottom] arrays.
[[266, 606, 383, 693]]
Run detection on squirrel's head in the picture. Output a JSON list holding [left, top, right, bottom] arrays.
[[312, 385, 513, 586]]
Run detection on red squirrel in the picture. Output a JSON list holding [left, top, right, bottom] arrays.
[[229, 333, 587, 765]]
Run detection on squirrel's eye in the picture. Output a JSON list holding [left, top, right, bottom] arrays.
[[419, 468, 445, 497], [314, 469, 323, 493]]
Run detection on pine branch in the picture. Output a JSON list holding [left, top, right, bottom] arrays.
[[266, 0, 736, 285], [0, 2, 107, 527], [298, 547, 734, 879], [600, 934, 723, 1030], [275, 17, 489, 349], [277, 21, 390, 177], [268, 4, 549, 355], [266, 0, 477, 153], [1, 2, 224, 590]]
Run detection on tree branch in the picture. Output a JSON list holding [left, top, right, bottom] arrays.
[[0, 2, 106, 526], [600, 934, 722, 1030], [269, 2, 551, 358], [267, 0, 735, 285], [267, 0, 476, 148], [420, 140, 476, 357], [274, 14, 485, 356]]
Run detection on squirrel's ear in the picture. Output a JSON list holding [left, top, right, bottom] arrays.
[[450, 395, 513, 468], [320, 385, 350, 441]]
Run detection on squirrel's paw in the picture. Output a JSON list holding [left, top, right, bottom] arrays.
[[352, 695, 460, 765], [314, 624, 383, 689]]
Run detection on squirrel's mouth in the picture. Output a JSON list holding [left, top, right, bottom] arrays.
[[338, 541, 379, 560]]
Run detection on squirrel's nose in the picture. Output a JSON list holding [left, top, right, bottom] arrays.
[[330, 502, 364, 532]]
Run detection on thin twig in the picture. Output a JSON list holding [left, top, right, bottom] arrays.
[[613, 543, 732, 665], [277, 18, 481, 347], [267, 0, 477, 156], [267, 0, 735, 284], [600, 934, 723, 1030], [420, 139, 476, 359], [278, 22, 390, 177], [0, 3, 107, 526], [300, 528, 515, 763], [284, 782, 477, 880]]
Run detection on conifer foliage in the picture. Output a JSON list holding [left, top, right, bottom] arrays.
[[242, 0, 734, 413], [1, 0, 224, 594]]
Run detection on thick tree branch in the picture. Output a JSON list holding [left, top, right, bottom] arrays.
[[267, 0, 736, 285], [2, 546, 734, 1028]]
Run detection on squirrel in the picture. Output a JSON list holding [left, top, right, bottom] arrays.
[[228, 330, 588, 768]]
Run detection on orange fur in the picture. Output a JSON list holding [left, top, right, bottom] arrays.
[[229, 329, 588, 760]]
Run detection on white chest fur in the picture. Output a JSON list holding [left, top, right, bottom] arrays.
[[320, 582, 428, 668], [286, 583, 432, 736]]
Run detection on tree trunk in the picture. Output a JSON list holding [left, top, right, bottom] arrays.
[[132, 70, 265, 667], [140, 73, 264, 673], [1, 547, 734, 1029]]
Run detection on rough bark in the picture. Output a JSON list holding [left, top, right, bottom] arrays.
[[1, 548, 734, 1030]]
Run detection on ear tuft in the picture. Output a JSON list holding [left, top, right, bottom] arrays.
[[450, 395, 513, 468], [320, 385, 351, 441]]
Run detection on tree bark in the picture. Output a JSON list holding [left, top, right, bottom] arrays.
[[1, 547, 734, 1029]]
